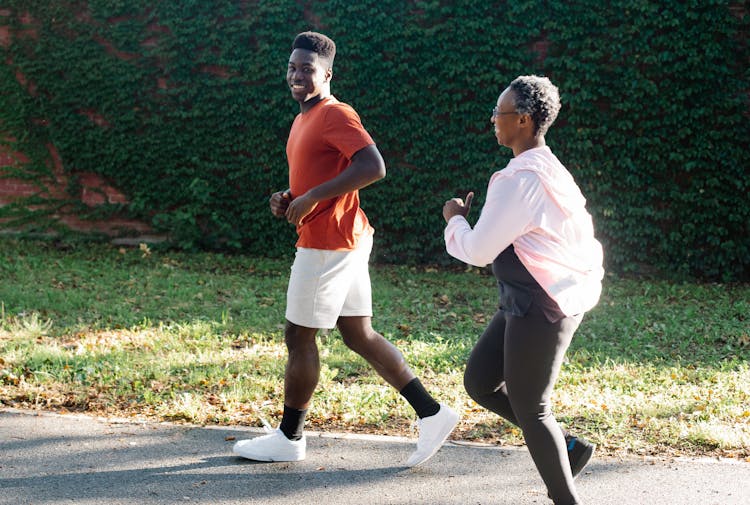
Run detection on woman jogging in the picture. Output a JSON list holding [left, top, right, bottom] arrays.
[[442, 75, 604, 505]]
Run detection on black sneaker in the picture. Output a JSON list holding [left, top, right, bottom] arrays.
[[566, 435, 595, 478]]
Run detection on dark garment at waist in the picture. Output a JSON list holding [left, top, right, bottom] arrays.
[[492, 246, 566, 323]]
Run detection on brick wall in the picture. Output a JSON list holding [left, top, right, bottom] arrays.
[[1, 9, 157, 240], [0, 142, 157, 238]]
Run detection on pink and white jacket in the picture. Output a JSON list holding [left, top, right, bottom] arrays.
[[444, 146, 604, 316]]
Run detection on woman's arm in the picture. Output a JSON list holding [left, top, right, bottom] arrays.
[[444, 172, 539, 266]]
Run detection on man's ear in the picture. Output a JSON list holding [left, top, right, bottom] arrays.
[[518, 113, 532, 129], [325, 68, 333, 82]]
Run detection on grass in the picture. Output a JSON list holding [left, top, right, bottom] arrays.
[[1, 238, 749, 460]]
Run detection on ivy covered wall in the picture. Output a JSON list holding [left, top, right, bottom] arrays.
[[1, 1, 748, 281]]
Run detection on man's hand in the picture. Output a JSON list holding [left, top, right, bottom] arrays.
[[443, 191, 474, 223], [285, 192, 318, 226], [269, 190, 292, 218]]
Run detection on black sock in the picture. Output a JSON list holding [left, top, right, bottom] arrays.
[[399, 378, 440, 418], [279, 405, 307, 441]]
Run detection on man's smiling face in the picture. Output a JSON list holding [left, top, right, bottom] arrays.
[[286, 48, 332, 105]]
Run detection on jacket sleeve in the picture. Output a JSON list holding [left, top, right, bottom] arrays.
[[444, 171, 540, 266]]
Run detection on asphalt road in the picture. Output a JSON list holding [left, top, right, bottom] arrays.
[[1, 408, 748, 505]]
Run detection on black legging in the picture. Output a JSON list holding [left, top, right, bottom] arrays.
[[464, 247, 584, 505]]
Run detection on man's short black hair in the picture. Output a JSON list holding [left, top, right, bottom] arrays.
[[292, 31, 336, 65]]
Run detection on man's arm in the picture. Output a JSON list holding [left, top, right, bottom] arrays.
[[285, 144, 385, 226]]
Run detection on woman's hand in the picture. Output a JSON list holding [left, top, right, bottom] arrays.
[[443, 191, 474, 223]]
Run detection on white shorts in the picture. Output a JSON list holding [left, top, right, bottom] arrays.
[[285, 233, 373, 329]]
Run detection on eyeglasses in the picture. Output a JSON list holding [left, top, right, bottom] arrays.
[[492, 106, 519, 118]]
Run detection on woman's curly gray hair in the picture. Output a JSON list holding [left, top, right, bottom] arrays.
[[508, 75, 561, 136]]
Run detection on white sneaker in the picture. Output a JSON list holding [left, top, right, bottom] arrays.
[[406, 403, 459, 467], [233, 428, 306, 462]]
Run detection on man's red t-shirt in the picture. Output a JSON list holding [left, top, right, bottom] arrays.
[[286, 96, 375, 250]]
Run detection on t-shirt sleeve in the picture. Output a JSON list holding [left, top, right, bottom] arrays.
[[322, 104, 375, 159]]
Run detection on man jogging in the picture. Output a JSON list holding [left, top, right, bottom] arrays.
[[232, 31, 458, 467]]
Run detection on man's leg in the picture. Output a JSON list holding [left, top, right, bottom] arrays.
[[277, 321, 321, 441], [232, 320, 319, 462], [337, 315, 458, 467], [336, 316, 414, 390], [283, 321, 321, 409]]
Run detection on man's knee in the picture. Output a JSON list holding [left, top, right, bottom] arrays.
[[284, 321, 318, 350], [337, 317, 374, 350]]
